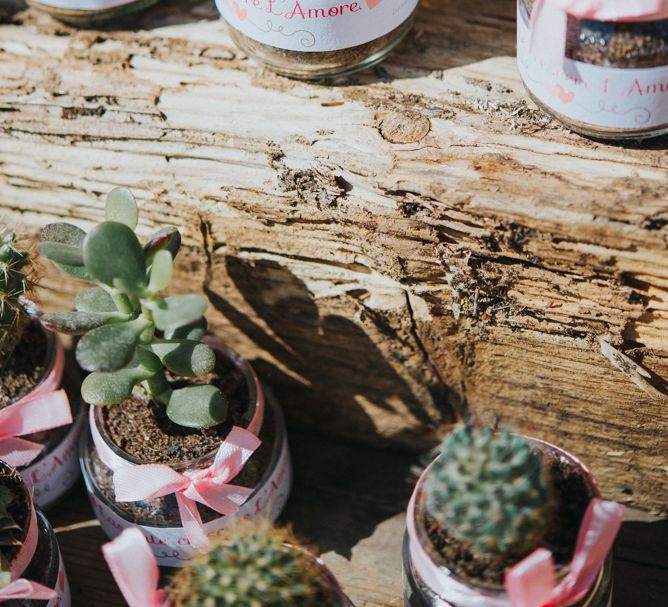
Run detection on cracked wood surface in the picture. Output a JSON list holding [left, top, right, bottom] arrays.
[[1, 0, 667, 513]]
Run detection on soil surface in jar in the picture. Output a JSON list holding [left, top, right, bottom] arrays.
[[424, 450, 595, 587], [0, 468, 31, 565], [0, 320, 47, 407], [90, 401, 277, 525], [101, 350, 253, 464]]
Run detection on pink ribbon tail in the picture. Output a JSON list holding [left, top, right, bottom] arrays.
[[505, 498, 624, 607], [0, 437, 46, 468], [0, 579, 57, 602], [102, 527, 165, 607]]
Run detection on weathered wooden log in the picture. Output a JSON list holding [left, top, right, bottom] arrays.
[[0, 0, 666, 513]]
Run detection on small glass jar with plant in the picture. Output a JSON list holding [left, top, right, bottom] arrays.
[[404, 424, 625, 607], [215, 0, 419, 79], [0, 460, 70, 606], [0, 227, 80, 510], [103, 520, 352, 606], [27, 0, 162, 25], [39, 188, 291, 566]]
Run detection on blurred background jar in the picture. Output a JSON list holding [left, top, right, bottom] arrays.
[[28, 0, 161, 25], [215, 0, 419, 79], [518, 0, 668, 140]]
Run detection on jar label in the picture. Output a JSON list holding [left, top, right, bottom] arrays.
[[22, 414, 85, 510], [84, 438, 292, 567], [46, 549, 71, 607], [215, 0, 418, 52], [32, 0, 142, 9], [518, 8, 668, 131]]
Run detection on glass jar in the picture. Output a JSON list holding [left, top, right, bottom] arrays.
[[402, 438, 614, 607], [517, 0, 668, 139], [27, 0, 161, 25], [215, 0, 419, 79], [80, 341, 292, 567]]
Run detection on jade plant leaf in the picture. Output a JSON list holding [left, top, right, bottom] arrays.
[[166, 385, 227, 428], [164, 318, 207, 341], [83, 223, 147, 296], [41, 311, 128, 334], [38, 241, 84, 267], [147, 341, 215, 377], [149, 295, 208, 332], [75, 287, 118, 313], [76, 317, 150, 371], [105, 187, 138, 230], [148, 250, 173, 293], [143, 227, 181, 261], [41, 223, 86, 247]]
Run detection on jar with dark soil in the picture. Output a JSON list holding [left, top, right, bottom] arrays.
[[0, 318, 82, 510], [215, 0, 419, 79], [517, 0, 668, 139], [27, 0, 161, 26], [0, 462, 70, 607], [402, 438, 614, 607], [80, 338, 292, 567], [293, 548, 354, 607]]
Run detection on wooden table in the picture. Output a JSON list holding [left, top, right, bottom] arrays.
[[49, 426, 666, 606]]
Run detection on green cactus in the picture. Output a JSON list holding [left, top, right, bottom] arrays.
[[39, 187, 227, 429], [0, 484, 22, 588], [0, 229, 36, 368], [170, 520, 323, 607], [425, 425, 552, 560]]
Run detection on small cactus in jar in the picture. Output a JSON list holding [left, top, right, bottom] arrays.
[[425, 424, 553, 560], [0, 228, 36, 369], [170, 520, 323, 607]]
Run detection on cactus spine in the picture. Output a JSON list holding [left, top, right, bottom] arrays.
[[170, 520, 323, 607], [0, 229, 35, 368], [425, 425, 552, 560]]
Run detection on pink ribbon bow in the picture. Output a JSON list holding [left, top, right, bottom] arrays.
[[0, 340, 72, 468], [0, 579, 57, 603], [103, 527, 167, 607], [530, 0, 668, 68], [505, 498, 625, 607], [113, 427, 261, 549]]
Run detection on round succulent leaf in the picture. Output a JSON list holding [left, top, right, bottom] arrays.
[[148, 250, 173, 293], [82, 369, 143, 405], [148, 341, 215, 377], [38, 242, 84, 267], [75, 287, 118, 313], [75, 316, 149, 371], [41, 223, 86, 247], [53, 261, 93, 282], [105, 188, 138, 230], [143, 227, 182, 261], [164, 318, 207, 341], [41, 311, 128, 334], [150, 295, 208, 332], [166, 385, 227, 428], [83, 222, 147, 295]]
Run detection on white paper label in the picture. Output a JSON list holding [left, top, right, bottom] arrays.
[[85, 438, 292, 567], [216, 0, 418, 52], [518, 8, 668, 131], [22, 415, 85, 510], [45, 549, 71, 607], [32, 0, 142, 9]]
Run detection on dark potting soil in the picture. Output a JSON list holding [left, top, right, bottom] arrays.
[[101, 351, 251, 465], [0, 468, 30, 565], [90, 402, 277, 525], [0, 320, 47, 407], [425, 451, 594, 587]]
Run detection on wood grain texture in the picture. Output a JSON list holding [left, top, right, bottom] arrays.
[[0, 0, 667, 512]]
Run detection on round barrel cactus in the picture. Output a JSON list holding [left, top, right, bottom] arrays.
[[170, 520, 323, 607], [425, 425, 552, 560]]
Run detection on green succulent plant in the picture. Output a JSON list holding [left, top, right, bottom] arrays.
[[0, 484, 22, 588], [170, 520, 323, 607], [0, 228, 36, 369], [39, 188, 227, 429], [425, 424, 553, 561]]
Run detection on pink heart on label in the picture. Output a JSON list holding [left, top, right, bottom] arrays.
[[231, 0, 247, 20], [366, 0, 383, 8], [556, 85, 575, 104]]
